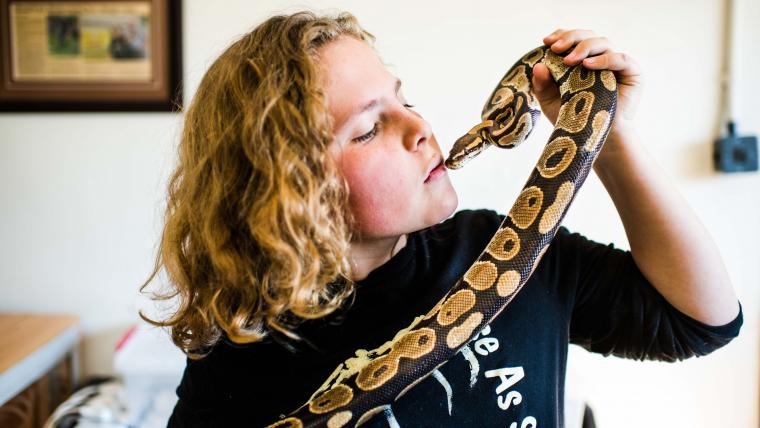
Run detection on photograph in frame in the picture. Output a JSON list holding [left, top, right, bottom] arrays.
[[0, 0, 182, 111]]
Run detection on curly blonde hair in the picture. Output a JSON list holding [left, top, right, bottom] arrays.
[[139, 11, 375, 358]]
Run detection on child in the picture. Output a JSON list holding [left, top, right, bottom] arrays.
[[140, 10, 743, 427]]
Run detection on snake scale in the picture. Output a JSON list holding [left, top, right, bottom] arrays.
[[265, 44, 618, 428]]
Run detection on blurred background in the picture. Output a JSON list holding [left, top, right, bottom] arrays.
[[1, 0, 758, 426]]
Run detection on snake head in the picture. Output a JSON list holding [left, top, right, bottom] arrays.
[[444, 120, 494, 169]]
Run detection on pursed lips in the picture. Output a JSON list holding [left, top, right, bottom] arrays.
[[425, 156, 444, 182]]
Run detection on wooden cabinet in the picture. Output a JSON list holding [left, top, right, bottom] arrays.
[[0, 314, 80, 428]]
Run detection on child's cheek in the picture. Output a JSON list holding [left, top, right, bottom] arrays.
[[345, 157, 417, 236]]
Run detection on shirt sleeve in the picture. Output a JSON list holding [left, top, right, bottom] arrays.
[[549, 226, 742, 362]]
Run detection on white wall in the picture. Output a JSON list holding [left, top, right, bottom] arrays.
[[1, 0, 757, 426]]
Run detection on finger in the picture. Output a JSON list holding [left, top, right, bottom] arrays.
[[563, 37, 615, 65], [549, 29, 596, 53], [531, 63, 550, 92], [542, 28, 565, 45], [531, 64, 560, 101], [582, 51, 642, 77]]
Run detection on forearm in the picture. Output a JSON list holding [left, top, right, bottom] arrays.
[[593, 126, 740, 326]]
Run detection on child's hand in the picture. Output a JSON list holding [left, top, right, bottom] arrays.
[[532, 29, 643, 138]]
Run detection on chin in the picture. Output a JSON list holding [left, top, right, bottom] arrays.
[[430, 188, 459, 227], [443, 192, 459, 220]]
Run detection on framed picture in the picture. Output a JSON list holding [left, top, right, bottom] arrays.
[[0, 0, 182, 111]]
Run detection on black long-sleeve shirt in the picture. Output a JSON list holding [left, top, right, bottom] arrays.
[[168, 209, 743, 427]]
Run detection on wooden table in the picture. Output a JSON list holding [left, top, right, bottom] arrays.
[[0, 314, 80, 427]]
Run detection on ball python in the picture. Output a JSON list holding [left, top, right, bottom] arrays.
[[264, 44, 618, 428]]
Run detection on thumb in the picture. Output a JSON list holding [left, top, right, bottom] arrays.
[[531, 63, 557, 101], [531, 63, 561, 124]]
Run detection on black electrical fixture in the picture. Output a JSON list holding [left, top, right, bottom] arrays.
[[714, 122, 758, 172], [713, 0, 758, 173]]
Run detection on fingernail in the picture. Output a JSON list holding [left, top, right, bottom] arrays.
[[585, 57, 596, 64]]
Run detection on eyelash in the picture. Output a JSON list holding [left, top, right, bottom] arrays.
[[353, 103, 416, 143]]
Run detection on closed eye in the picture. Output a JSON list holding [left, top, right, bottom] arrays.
[[354, 123, 378, 143], [352, 103, 415, 143]]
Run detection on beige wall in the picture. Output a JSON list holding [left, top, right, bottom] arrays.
[[1, 0, 757, 426]]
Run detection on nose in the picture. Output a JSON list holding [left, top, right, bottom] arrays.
[[401, 108, 433, 151]]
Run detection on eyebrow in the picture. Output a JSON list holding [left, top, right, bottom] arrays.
[[340, 78, 402, 131]]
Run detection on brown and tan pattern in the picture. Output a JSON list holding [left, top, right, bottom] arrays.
[[309, 385, 354, 414], [265, 45, 617, 428]]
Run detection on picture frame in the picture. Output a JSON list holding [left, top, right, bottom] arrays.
[[0, 0, 182, 112]]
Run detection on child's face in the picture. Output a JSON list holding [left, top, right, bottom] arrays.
[[320, 36, 458, 240]]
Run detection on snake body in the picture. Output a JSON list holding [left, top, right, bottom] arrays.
[[265, 45, 618, 428]]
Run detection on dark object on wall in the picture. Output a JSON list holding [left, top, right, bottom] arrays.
[[0, 0, 182, 112], [582, 403, 597, 428], [713, 0, 757, 173], [714, 122, 759, 173]]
